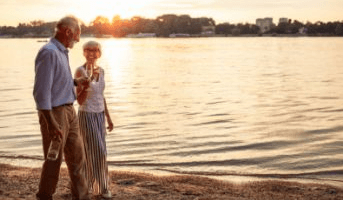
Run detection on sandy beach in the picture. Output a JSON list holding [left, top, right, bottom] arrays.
[[0, 163, 342, 200]]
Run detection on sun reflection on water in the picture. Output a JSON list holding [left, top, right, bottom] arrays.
[[100, 39, 133, 86]]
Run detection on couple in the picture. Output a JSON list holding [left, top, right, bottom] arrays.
[[33, 16, 113, 200]]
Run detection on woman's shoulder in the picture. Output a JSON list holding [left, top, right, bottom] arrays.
[[76, 65, 86, 71], [98, 66, 105, 74], [74, 65, 86, 77]]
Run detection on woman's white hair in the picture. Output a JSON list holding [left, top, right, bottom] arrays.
[[83, 41, 102, 54]]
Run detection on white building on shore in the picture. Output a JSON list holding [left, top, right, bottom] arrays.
[[201, 25, 216, 36], [279, 18, 288, 24], [256, 18, 274, 33], [126, 33, 156, 38]]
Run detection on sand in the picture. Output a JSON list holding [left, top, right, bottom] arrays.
[[0, 163, 342, 200]]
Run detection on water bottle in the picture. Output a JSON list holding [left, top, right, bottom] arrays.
[[47, 136, 62, 161]]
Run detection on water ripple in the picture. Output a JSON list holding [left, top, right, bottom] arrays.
[[166, 140, 296, 156], [190, 119, 233, 126]]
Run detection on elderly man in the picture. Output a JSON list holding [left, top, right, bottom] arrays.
[[33, 15, 90, 200]]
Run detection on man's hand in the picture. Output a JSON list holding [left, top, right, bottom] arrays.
[[51, 126, 63, 138], [40, 110, 63, 138]]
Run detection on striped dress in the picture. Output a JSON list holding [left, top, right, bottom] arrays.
[[76, 66, 110, 195]]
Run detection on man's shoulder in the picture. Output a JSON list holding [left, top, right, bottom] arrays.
[[40, 41, 59, 52], [36, 41, 60, 59]]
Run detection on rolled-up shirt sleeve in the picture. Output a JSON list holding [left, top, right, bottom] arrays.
[[33, 49, 55, 110]]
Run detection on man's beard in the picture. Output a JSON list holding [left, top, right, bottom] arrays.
[[69, 40, 76, 49]]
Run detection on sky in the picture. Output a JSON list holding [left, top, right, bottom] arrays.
[[1, 0, 342, 26]]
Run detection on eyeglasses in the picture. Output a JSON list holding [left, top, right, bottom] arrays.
[[85, 49, 100, 52]]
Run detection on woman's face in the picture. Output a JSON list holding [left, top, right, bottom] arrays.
[[83, 46, 101, 63]]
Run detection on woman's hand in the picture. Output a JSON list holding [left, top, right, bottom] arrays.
[[107, 120, 114, 132], [74, 77, 90, 87]]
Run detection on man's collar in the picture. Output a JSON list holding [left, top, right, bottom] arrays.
[[50, 38, 69, 53]]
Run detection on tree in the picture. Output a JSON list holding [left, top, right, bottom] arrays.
[[231, 27, 240, 36], [249, 25, 260, 34], [91, 16, 111, 35], [189, 18, 203, 34], [215, 23, 232, 35], [336, 23, 343, 36], [111, 15, 125, 37], [174, 15, 192, 34], [143, 20, 159, 33], [156, 14, 178, 36], [129, 16, 143, 34], [325, 22, 338, 35], [111, 15, 122, 30], [30, 20, 45, 27]]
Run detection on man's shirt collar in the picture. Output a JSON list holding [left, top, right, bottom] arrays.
[[50, 38, 69, 54]]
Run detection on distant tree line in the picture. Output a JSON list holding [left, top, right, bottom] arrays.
[[216, 19, 343, 36], [269, 19, 343, 35], [0, 20, 56, 37], [82, 14, 216, 37], [0, 14, 342, 37], [215, 23, 260, 36]]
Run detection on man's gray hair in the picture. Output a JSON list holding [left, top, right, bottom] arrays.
[[56, 15, 80, 33]]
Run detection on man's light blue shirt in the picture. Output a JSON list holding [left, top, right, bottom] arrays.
[[33, 38, 76, 110]]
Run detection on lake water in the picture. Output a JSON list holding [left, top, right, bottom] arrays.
[[1, 37, 343, 185]]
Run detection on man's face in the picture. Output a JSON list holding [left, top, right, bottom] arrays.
[[67, 25, 81, 49]]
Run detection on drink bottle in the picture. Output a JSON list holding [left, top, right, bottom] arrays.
[[47, 136, 61, 161]]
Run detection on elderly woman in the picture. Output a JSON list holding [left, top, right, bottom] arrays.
[[74, 41, 114, 199]]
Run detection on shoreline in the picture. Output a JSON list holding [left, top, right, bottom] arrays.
[[1, 155, 343, 188], [1, 162, 342, 200]]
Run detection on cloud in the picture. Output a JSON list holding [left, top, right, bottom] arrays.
[[5, 0, 57, 6]]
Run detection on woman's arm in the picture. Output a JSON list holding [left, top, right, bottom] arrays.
[[102, 68, 113, 132], [75, 68, 89, 105], [104, 98, 113, 132]]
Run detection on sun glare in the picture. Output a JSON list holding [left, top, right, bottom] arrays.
[[99, 40, 133, 87]]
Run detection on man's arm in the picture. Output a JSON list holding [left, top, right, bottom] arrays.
[[39, 110, 62, 137], [34, 49, 61, 137], [33, 49, 54, 110]]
